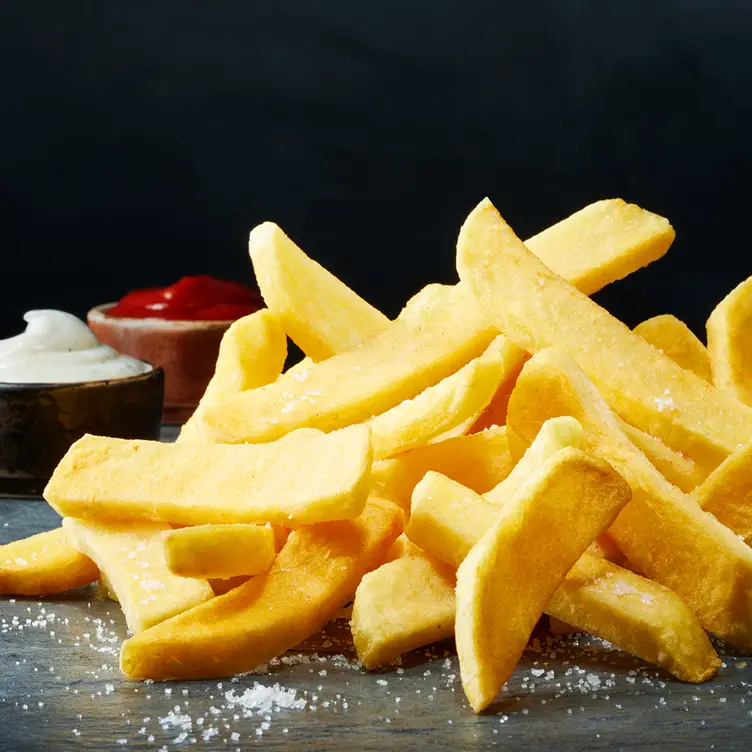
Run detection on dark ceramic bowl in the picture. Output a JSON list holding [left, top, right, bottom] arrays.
[[88, 304, 234, 423], [0, 366, 164, 497]]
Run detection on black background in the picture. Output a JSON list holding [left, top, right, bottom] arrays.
[[1, 1, 750, 340]]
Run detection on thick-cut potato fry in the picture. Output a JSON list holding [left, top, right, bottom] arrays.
[[351, 555, 456, 669], [120, 499, 403, 680], [163, 524, 276, 579], [619, 419, 707, 492], [524, 198, 675, 296], [179, 310, 287, 442], [634, 315, 712, 383], [455, 448, 631, 712], [707, 275, 752, 406], [45, 427, 372, 527], [0, 527, 98, 595], [457, 198, 752, 472], [408, 471, 718, 684], [63, 518, 214, 633], [370, 426, 513, 513], [507, 348, 752, 650], [249, 222, 390, 361], [367, 335, 520, 459], [695, 439, 752, 543], [205, 284, 497, 444]]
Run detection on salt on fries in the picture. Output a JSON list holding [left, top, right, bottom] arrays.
[[1, 196, 749, 714]]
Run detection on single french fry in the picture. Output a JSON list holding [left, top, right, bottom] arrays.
[[370, 426, 514, 513], [63, 518, 214, 633], [524, 198, 675, 296], [120, 498, 403, 680], [707, 275, 752, 406], [45, 427, 372, 527], [367, 336, 522, 459], [455, 448, 631, 712], [249, 222, 390, 361], [163, 524, 276, 579], [351, 555, 456, 669], [634, 315, 712, 383], [619, 420, 707, 492], [408, 471, 718, 684], [0, 528, 98, 596], [507, 348, 752, 650], [205, 284, 498, 444], [179, 310, 287, 442], [695, 439, 752, 543], [456, 198, 752, 472]]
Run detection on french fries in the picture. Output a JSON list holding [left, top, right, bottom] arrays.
[[455, 448, 631, 712], [507, 348, 752, 650], [179, 309, 287, 442], [457, 198, 752, 472], [367, 335, 521, 459], [707, 275, 752, 406], [695, 439, 752, 543], [351, 554, 456, 670], [63, 518, 214, 633], [523, 198, 675, 296], [162, 524, 276, 579], [634, 314, 712, 383], [370, 425, 514, 513], [249, 222, 390, 361], [0, 527, 98, 595], [120, 499, 402, 680], [406, 469, 719, 684], [45, 427, 372, 527], [204, 283, 498, 444], [7, 193, 752, 718]]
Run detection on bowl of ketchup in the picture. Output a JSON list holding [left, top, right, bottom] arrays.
[[88, 276, 263, 423]]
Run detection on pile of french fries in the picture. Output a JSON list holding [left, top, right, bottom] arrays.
[[3, 197, 752, 714]]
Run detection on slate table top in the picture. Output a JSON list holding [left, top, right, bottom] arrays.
[[2, 431, 752, 751]]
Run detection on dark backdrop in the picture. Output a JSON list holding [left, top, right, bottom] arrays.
[[1, 1, 750, 340]]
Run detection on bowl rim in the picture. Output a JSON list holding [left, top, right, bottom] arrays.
[[88, 302, 249, 328], [0, 364, 164, 392]]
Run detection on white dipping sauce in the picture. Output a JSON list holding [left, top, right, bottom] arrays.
[[0, 310, 152, 384]]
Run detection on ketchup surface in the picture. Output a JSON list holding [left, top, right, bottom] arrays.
[[107, 276, 263, 321]]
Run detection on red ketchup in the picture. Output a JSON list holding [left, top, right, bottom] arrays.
[[107, 276, 263, 321]]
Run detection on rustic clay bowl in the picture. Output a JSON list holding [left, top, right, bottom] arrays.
[[88, 304, 232, 423], [0, 366, 163, 497]]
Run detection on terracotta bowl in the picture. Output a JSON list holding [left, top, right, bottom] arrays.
[[88, 304, 232, 423], [0, 367, 164, 497]]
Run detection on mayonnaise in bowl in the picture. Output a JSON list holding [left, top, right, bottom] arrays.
[[0, 310, 153, 384]]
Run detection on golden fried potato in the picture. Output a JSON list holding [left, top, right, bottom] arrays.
[[370, 426, 514, 513], [524, 198, 675, 296], [249, 222, 390, 361], [120, 499, 403, 680], [634, 314, 711, 383], [0, 528, 98, 595], [457, 198, 752, 472], [695, 439, 752, 543], [507, 348, 752, 650], [455, 448, 631, 712], [163, 524, 276, 579], [45, 427, 372, 527], [351, 555, 456, 669], [63, 518, 214, 633], [367, 336, 520, 459], [407, 471, 718, 684], [707, 275, 752, 406], [179, 310, 287, 442]]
